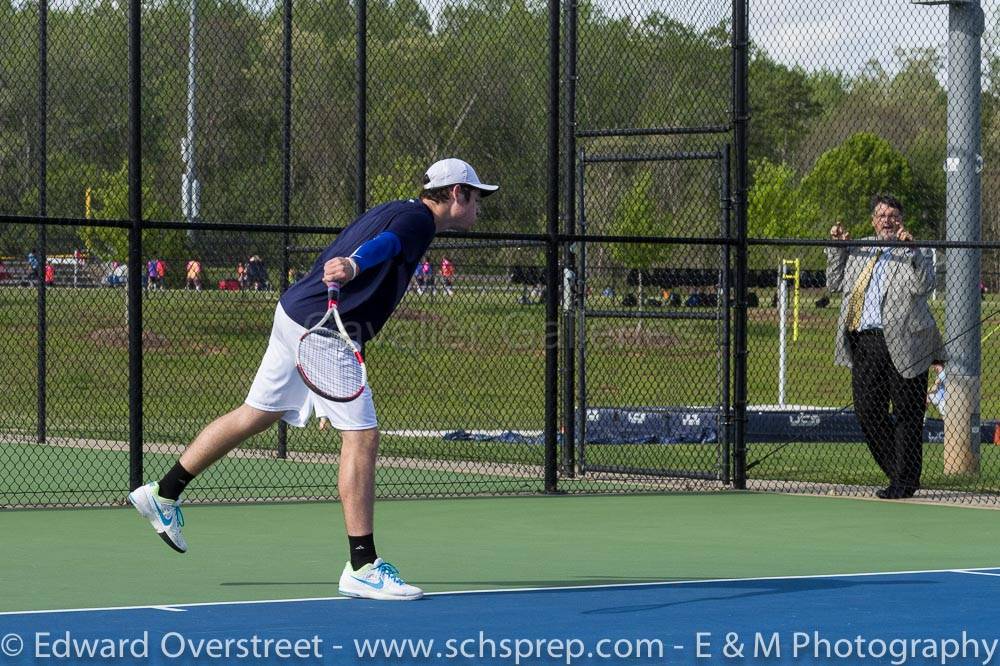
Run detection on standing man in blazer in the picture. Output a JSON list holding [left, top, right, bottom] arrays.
[[826, 193, 945, 499]]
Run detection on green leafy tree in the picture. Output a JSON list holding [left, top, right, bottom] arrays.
[[294, 0, 355, 44], [79, 163, 183, 263], [748, 159, 823, 269], [608, 170, 674, 308], [369, 0, 431, 41], [800, 133, 917, 238], [806, 69, 849, 116], [748, 159, 819, 238], [0, 0, 38, 223], [369, 154, 424, 204], [906, 130, 946, 238], [749, 50, 823, 163], [0, 0, 865, 258]]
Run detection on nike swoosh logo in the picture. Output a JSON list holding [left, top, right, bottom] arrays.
[[151, 495, 173, 526], [350, 576, 384, 590]]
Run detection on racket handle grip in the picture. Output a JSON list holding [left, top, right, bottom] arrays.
[[327, 282, 341, 308]]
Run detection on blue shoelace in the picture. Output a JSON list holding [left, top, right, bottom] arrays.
[[376, 561, 403, 584]]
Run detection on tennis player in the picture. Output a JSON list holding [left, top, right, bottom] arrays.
[[128, 158, 497, 601]]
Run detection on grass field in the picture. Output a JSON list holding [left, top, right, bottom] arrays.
[[1, 283, 999, 502], [4, 436, 999, 506]]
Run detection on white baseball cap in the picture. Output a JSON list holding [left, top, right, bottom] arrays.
[[422, 158, 499, 196]]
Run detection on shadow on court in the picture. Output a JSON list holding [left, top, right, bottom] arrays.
[[219, 576, 700, 587], [582, 577, 934, 615]]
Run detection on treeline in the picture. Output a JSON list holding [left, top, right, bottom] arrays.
[[0, 0, 997, 273]]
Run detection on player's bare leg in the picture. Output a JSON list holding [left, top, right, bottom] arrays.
[[180, 404, 284, 474], [338, 427, 379, 535], [337, 427, 422, 600]]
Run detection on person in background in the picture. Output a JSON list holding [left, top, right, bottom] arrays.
[[419, 256, 434, 295], [440, 256, 455, 296], [146, 258, 159, 290], [413, 262, 425, 294], [26, 249, 39, 284], [156, 258, 167, 289], [107, 261, 127, 287], [186, 259, 203, 291], [247, 255, 269, 291]]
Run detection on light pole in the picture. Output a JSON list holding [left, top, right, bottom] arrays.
[[181, 0, 200, 234], [912, 0, 983, 475]]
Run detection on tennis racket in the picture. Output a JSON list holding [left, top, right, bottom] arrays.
[[295, 282, 367, 401]]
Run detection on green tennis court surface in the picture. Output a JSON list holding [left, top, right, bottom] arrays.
[[3, 493, 1000, 613]]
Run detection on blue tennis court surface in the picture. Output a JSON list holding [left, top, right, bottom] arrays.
[[2, 568, 1000, 664]]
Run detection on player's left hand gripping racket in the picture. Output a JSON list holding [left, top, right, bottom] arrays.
[[295, 282, 367, 401]]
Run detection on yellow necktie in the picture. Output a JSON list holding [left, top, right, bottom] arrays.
[[846, 250, 883, 331]]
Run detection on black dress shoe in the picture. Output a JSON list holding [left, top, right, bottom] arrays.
[[876, 485, 918, 499]]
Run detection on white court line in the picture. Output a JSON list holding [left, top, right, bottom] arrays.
[[2, 565, 999, 618], [151, 606, 186, 612], [954, 569, 1000, 578]]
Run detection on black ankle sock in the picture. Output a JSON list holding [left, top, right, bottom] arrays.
[[349, 533, 377, 570], [158, 462, 196, 501]]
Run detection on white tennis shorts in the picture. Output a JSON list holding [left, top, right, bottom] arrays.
[[245, 303, 377, 430]]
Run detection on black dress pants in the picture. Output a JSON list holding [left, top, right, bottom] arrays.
[[848, 329, 928, 490]]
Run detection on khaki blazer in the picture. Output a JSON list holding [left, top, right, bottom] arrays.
[[825, 239, 945, 378]]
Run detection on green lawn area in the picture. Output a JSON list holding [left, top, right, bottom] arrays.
[[0, 441, 544, 506], [4, 436, 999, 506], [1, 285, 998, 503]]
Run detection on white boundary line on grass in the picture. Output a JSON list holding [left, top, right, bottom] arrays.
[[2, 566, 999, 617]]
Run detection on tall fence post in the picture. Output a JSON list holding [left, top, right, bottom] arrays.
[[544, 0, 560, 493], [732, 0, 749, 489], [127, 0, 144, 491], [355, 0, 367, 216], [36, 0, 48, 445], [941, 0, 984, 475], [720, 143, 732, 486], [575, 151, 587, 475], [277, 0, 293, 460], [560, 0, 578, 478]]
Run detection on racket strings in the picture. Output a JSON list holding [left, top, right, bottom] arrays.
[[298, 330, 366, 400]]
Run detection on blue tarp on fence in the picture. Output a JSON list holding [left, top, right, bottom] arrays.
[[442, 407, 999, 445]]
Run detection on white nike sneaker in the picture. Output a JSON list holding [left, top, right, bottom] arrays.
[[338, 558, 423, 600], [127, 482, 187, 553]]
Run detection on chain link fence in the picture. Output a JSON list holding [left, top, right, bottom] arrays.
[[2, 0, 999, 507], [739, 0, 999, 503], [741, 242, 998, 501]]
